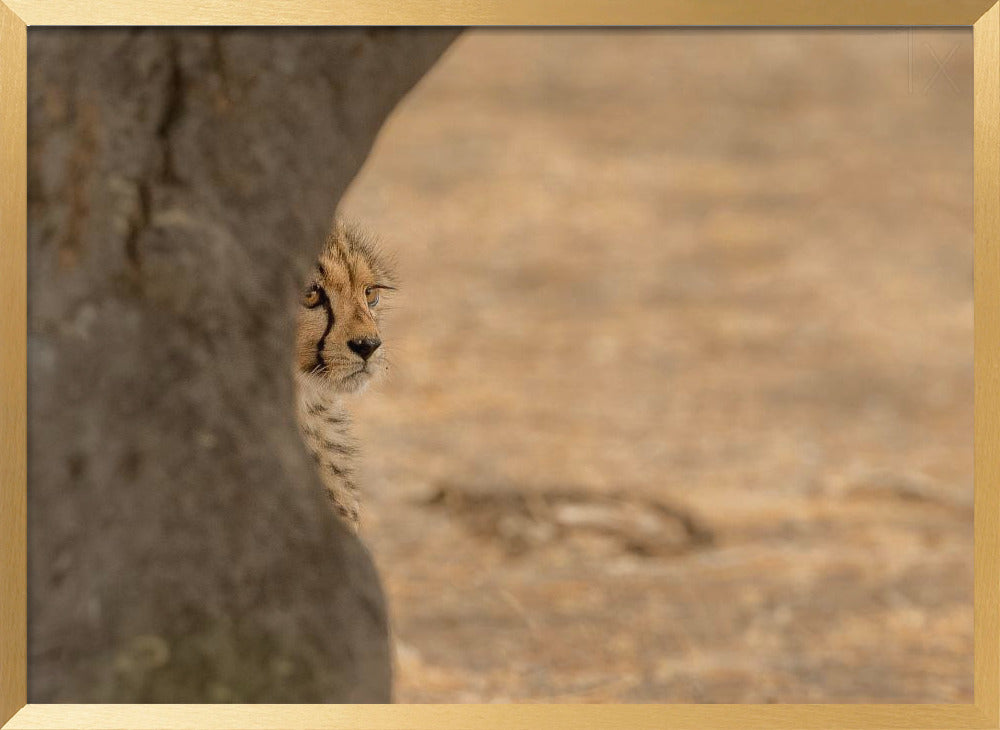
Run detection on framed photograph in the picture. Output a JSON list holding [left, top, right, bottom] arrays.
[[2, 1, 999, 728]]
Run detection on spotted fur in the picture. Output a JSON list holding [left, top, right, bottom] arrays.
[[295, 220, 396, 531]]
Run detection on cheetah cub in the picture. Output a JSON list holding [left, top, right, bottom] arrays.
[[295, 221, 396, 531]]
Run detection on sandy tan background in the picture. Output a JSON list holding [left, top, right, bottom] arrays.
[[341, 29, 974, 702]]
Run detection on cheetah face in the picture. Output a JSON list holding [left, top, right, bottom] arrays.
[[296, 222, 396, 394]]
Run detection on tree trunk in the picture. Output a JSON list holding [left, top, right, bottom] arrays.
[[26, 27, 457, 703]]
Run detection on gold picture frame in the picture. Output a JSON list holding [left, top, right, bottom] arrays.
[[1, 1, 998, 727]]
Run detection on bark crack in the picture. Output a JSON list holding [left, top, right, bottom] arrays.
[[124, 180, 152, 270], [210, 32, 232, 106], [157, 34, 185, 184]]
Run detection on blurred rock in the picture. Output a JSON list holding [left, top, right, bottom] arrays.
[[27, 28, 458, 702]]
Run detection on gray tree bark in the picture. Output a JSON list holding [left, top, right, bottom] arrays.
[[27, 28, 457, 703]]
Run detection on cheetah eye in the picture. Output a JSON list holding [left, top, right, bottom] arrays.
[[365, 286, 379, 308], [303, 285, 326, 309]]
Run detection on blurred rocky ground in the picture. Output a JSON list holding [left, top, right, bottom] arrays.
[[341, 29, 974, 702]]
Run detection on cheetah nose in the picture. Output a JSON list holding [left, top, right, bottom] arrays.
[[347, 337, 381, 361]]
